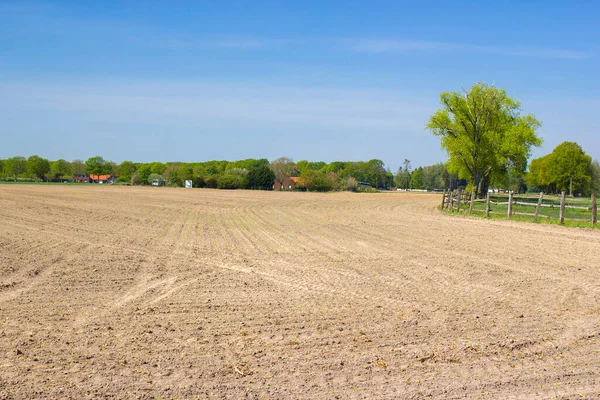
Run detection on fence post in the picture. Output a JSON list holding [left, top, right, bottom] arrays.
[[559, 191, 566, 224], [456, 189, 462, 212], [592, 194, 597, 225], [441, 188, 447, 210], [534, 192, 543, 221], [446, 189, 452, 210], [485, 192, 490, 218], [507, 192, 513, 219], [469, 190, 475, 215]]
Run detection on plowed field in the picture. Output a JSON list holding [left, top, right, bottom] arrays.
[[1, 185, 599, 399]]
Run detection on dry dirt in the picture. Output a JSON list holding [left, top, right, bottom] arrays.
[[0, 185, 599, 399]]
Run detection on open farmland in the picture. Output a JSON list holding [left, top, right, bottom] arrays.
[[1, 185, 600, 399]]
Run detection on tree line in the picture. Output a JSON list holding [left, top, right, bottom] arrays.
[[0, 155, 458, 192]]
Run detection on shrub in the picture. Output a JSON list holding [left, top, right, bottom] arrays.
[[131, 172, 141, 186], [345, 177, 358, 192], [205, 175, 218, 188], [217, 174, 237, 189], [148, 173, 164, 186]]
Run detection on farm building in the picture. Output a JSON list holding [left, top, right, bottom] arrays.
[[89, 174, 118, 184], [73, 174, 91, 183], [274, 177, 303, 191]]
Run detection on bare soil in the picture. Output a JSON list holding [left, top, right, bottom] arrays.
[[1, 185, 599, 399]]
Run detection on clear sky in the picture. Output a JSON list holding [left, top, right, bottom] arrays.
[[1, 1, 598, 171]]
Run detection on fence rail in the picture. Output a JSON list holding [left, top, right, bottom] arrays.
[[441, 189, 597, 225]]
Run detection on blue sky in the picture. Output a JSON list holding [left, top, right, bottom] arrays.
[[1, 1, 599, 171]]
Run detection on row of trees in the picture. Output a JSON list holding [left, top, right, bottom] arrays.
[[0, 156, 85, 181], [0, 154, 456, 192], [270, 157, 395, 192], [394, 159, 465, 191]]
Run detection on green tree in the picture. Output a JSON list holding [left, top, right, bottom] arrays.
[[71, 159, 86, 176], [526, 155, 552, 193], [395, 159, 412, 189], [50, 159, 72, 180], [217, 174, 238, 189], [163, 164, 183, 187], [295, 160, 309, 174], [205, 175, 219, 188], [248, 164, 275, 190], [427, 83, 542, 198], [117, 161, 136, 183], [85, 156, 112, 182], [550, 142, 592, 196], [178, 164, 194, 183], [5, 156, 27, 181], [299, 170, 333, 192], [537, 142, 592, 196], [410, 167, 424, 189], [322, 161, 346, 174], [591, 160, 600, 195], [27, 155, 50, 181], [150, 162, 167, 175], [223, 168, 249, 189], [136, 164, 151, 185], [419, 163, 446, 190]]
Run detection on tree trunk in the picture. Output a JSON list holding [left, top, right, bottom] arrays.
[[569, 175, 573, 197], [474, 174, 490, 199]]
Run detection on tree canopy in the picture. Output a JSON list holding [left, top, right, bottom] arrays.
[[5, 156, 27, 180], [85, 156, 112, 180], [247, 164, 275, 190], [50, 159, 72, 180], [527, 141, 593, 196], [427, 83, 542, 197]]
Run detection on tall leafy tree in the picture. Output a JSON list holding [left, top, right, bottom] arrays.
[[410, 167, 424, 189], [136, 164, 151, 185], [5, 156, 27, 181], [71, 159, 86, 176], [528, 142, 592, 196], [117, 160, 137, 183], [85, 156, 112, 182], [27, 155, 50, 181], [50, 159, 72, 180], [248, 164, 275, 190], [549, 142, 592, 196], [427, 83, 542, 197], [395, 159, 412, 189]]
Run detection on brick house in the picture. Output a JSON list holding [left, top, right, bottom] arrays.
[[274, 177, 303, 191]]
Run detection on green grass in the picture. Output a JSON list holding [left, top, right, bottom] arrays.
[[0, 181, 90, 185]]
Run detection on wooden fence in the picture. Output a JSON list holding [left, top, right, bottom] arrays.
[[441, 189, 597, 225]]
